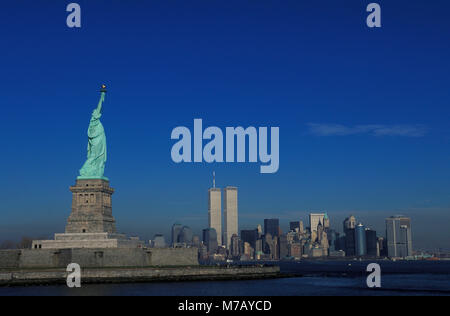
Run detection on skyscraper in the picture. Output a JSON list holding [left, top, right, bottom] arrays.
[[241, 229, 258, 250], [355, 223, 367, 257], [171, 223, 183, 246], [208, 180, 222, 246], [386, 216, 412, 258], [230, 234, 241, 258], [278, 234, 289, 259], [365, 228, 378, 257], [343, 215, 357, 230], [152, 234, 166, 248], [178, 226, 193, 245], [264, 219, 280, 238], [290, 221, 301, 232], [343, 215, 357, 256], [309, 213, 325, 233], [328, 230, 338, 252], [223, 186, 238, 249], [202, 228, 218, 255]]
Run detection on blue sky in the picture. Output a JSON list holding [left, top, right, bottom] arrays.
[[0, 0, 449, 249]]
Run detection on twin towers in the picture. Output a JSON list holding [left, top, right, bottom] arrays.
[[208, 172, 238, 249]]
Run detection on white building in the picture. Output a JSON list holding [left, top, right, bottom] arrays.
[[309, 213, 325, 233], [386, 216, 412, 258], [208, 187, 222, 246], [223, 186, 238, 249]]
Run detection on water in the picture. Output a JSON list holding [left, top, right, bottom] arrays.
[[1, 260, 449, 296]]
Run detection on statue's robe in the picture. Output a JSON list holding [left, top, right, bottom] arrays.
[[79, 107, 107, 177]]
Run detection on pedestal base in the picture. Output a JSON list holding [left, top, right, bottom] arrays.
[[32, 233, 143, 249]]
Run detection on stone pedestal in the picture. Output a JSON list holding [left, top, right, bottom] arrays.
[[32, 178, 143, 250], [66, 178, 116, 234]]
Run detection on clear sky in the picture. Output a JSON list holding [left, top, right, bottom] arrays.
[[0, 0, 449, 250]]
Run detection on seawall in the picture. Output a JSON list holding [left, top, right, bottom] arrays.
[[0, 248, 198, 269], [0, 265, 281, 286]]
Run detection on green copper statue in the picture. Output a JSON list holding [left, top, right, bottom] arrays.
[[78, 85, 108, 180]]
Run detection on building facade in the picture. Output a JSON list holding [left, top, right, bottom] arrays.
[[386, 216, 412, 258], [355, 223, 367, 257], [309, 213, 325, 233], [264, 219, 280, 238], [208, 187, 222, 246], [223, 186, 238, 249]]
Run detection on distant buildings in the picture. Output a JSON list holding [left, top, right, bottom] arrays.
[[241, 229, 258, 250], [290, 221, 300, 232], [343, 215, 356, 256], [171, 223, 183, 246], [288, 243, 302, 259], [386, 216, 412, 258], [264, 219, 280, 238], [151, 234, 166, 248], [230, 234, 240, 258], [202, 228, 218, 254], [278, 234, 289, 259], [365, 228, 378, 257], [179, 226, 193, 245], [171, 176, 414, 262], [309, 213, 325, 233], [355, 223, 367, 257]]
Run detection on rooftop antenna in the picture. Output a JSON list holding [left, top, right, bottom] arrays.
[[213, 171, 216, 188]]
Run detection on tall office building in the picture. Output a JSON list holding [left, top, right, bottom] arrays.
[[328, 230, 338, 252], [378, 236, 387, 257], [343, 215, 357, 256], [343, 215, 357, 230], [203, 228, 218, 255], [178, 226, 193, 245], [152, 234, 166, 248], [309, 213, 325, 233], [278, 234, 289, 259], [223, 186, 238, 249], [241, 229, 258, 250], [171, 223, 183, 246], [355, 223, 367, 257], [208, 174, 222, 246], [264, 219, 280, 238], [386, 216, 412, 258], [290, 221, 300, 232], [230, 234, 241, 258], [365, 228, 378, 257], [192, 235, 201, 248]]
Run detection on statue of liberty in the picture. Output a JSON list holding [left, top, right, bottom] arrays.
[[78, 85, 108, 179]]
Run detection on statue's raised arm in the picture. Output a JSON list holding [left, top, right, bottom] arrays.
[[92, 85, 107, 119], [96, 91, 105, 114]]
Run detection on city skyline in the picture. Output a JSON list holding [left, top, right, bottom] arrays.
[[166, 189, 416, 260]]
